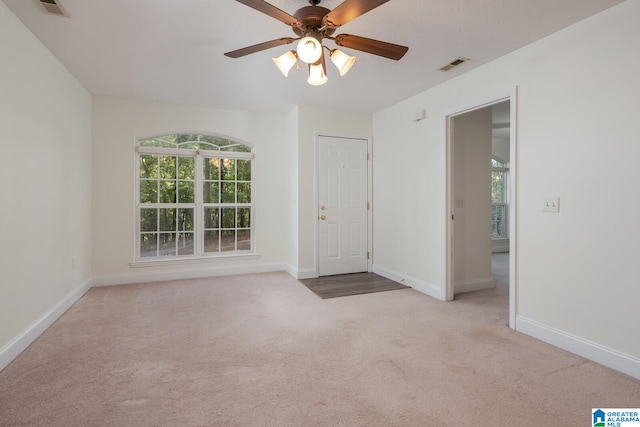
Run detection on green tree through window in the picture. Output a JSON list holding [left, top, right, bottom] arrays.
[[491, 157, 508, 239], [136, 134, 253, 260]]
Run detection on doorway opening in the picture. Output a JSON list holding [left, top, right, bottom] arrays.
[[445, 91, 517, 328]]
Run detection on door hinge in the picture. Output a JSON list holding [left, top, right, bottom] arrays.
[[452, 214, 454, 220], [367, 152, 370, 161], [367, 251, 370, 260], [367, 202, 370, 210]]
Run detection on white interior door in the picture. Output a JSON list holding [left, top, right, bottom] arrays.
[[318, 136, 368, 276]]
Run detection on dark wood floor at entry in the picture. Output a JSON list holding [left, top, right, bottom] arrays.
[[300, 273, 410, 299]]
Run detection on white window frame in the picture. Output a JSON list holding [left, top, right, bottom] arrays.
[[131, 136, 256, 267]]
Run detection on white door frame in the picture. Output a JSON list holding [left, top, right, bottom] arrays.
[[444, 87, 518, 329], [314, 132, 373, 277]]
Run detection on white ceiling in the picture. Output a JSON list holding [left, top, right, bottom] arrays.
[[3, 0, 624, 114]]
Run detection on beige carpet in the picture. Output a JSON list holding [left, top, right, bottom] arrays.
[[1, 268, 639, 426]]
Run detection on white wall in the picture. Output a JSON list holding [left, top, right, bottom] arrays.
[[0, 2, 92, 365], [373, 0, 640, 371], [285, 107, 300, 274], [91, 96, 292, 283], [294, 106, 372, 277], [90, 99, 372, 282], [492, 137, 510, 165], [453, 107, 493, 293]]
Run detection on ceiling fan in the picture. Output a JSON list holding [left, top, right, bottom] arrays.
[[224, 0, 409, 85]]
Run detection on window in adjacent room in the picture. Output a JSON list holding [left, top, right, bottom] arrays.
[[136, 134, 254, 261], [491, 157, 508, 239]]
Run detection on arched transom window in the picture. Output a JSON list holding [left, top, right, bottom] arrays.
[[135, 134, 254, 261]]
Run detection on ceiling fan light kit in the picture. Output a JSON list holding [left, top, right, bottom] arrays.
[[272, 50, 299, 77], [225, 0, 408, 86], [308, 62, 329, 86], [329, 49, 356, 77], [297, 33, 323, 64]]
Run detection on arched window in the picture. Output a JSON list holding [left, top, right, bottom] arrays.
[[135, 134, 254, 261]]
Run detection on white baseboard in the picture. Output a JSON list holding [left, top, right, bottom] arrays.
[[516, 316, 640, 380], [294, 268, 317, 280], [454, 277, 494, 294], [92, 262, 285, 287], [0, 278, 92, 372], [373, 264, 442, 300], [283, 264, 317, 280]]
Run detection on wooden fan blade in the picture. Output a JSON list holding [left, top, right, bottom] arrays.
[[235, 0, 298, 26], [334, 34, 408, 60], [224, 38, 296, 58], [323, 0, 390, 28]]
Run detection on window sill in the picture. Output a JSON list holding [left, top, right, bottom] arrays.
[[130, 252, 260, 268]]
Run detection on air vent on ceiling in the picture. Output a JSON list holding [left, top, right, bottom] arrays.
[[438, 57, 469, 72], [38, 0, 68, 17]]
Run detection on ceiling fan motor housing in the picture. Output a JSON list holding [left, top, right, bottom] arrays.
[[293, 6, 335, 37]]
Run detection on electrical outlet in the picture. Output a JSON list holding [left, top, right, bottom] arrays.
[[543, 197, 560, 213]]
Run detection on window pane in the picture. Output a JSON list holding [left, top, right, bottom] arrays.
[[158, 233, 177, 256], [140, 180, 157, 204], [139, 137, 176, 149], [159, 156, 177, 179], [222, 208, 236, 228], [178, 181, 194, 203], [159, 209, 176, 231], [221, 182, 235, 203], [177, 157, 194, 180], [224, 144, 252, 153], [237, 229, 251, 251], [205, 158, 220, 180], [221, 159, 236, 181], [140, 155, 158, 179], [177, 208, 194, 232], [204, 208, 219, 229], [140, 233, 158, 258], [237, 208, 250, 228], [492, 205, 506, 238], [204, 230, 220, 253], [492, 171, 505, 203], [159, 181, 176, 204], [176, 232, 194, 256], [221, 230, 236, 251], [237, 182, 251, 203], [492, 158, 505, 168], [203, 181, 219, 203], [237, 160, 251, 181], [140, 208, 157, 232]]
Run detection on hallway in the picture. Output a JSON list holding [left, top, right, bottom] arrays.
[[454, 252, 510, 326]]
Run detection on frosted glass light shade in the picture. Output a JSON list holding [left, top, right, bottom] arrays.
[[330, 49, 356, 76], [272, 51, 298, 77], [297, 36, 322, 64], [307, 63, 328, 86]]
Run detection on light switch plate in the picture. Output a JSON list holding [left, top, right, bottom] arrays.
[[543, 197, 560, 213]]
